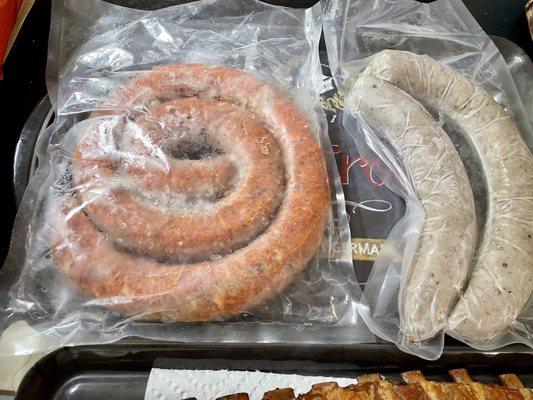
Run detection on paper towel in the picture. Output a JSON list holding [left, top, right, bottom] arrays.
[[145, 368, 356, 400]]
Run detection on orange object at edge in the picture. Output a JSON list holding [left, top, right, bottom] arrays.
[[0, 0, 22, 79]]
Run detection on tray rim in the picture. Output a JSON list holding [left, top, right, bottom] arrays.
[[14, 341, 533, 400]]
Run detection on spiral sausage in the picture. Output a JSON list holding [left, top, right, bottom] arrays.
[[52, 64, 331, 321], [364, 50, 533, 343], [74, 116, 237, 201], [74, 98, 285, 261]]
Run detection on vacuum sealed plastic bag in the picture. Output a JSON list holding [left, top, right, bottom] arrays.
[[323, 0, 533, 359], [319, 53, 406, 288], [0, 0, 373, 356]]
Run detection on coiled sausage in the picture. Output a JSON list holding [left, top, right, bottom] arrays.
[[52, 64, 331, 321]]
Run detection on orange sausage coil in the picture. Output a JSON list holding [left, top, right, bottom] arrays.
[[51, 64, 331, 321]]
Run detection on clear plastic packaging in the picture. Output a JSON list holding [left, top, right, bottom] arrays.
[[323, 0, 533, 359], [0, 0, 374, 356], [319, 51, 407, 289]]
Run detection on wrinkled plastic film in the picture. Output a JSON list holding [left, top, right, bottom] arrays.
[[0, 0, 373, 356], [323, 0, 533, 359], [364, 50, 533, 349]]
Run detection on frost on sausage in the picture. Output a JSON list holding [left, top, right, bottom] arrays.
[[51, 64, 331, 321], [73, 98, 285, 261], [347, 75, 476, 341], [77, 114, 238, 202], [364, 50, 533, 343]]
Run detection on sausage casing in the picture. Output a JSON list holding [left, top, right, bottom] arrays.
[[365, 50, 533, 343], [347, 75, 476, 341]]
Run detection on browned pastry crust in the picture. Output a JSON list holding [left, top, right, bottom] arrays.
[[291, 370, 532, 400], [183, 370, 532, 400], [263, 388, 296, 400], [216, 394, 249, 400]]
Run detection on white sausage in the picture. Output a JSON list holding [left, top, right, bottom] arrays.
[[365, 50, 533, 343], [347, 75, 476, 341]]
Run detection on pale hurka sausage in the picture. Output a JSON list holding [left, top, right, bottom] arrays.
[[347, 75, 476, 341], [364, 50, 533, 343]]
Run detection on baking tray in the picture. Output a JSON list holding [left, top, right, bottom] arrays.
[[14, 342, 533, 400]]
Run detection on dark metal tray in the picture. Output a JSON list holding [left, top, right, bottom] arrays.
[[15, 342, 533, 400]]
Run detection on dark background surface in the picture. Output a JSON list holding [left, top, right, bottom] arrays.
[[0, 0, 531, 263]]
